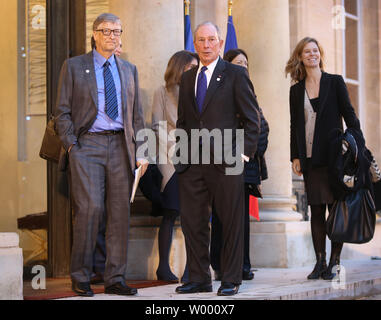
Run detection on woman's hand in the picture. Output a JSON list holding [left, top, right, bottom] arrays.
[[292, 159, 302, 176]]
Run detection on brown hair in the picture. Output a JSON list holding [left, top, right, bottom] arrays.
[[164, 50, 199, 90], [223, 48, 248, 63], [285, 37, 325, 82]]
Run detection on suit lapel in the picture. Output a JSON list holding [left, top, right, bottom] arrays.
[[189, 67, 199, 118], [84, 52, 98, 109], [115, 56, 133, 119], [317, 72, 330, 119], [201, 58, 225, 116]]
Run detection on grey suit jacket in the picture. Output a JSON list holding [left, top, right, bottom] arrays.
[[55, 51, 145, 173]]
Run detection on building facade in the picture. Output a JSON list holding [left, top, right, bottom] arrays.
[[0, 0, 380, 278]]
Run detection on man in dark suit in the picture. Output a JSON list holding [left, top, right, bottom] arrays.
[[175, 22, 261, 296], [55, 13, 148, 297]]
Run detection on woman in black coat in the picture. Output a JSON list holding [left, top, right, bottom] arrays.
[[285, 37, 361, 280], [210, 49, 269, 281]]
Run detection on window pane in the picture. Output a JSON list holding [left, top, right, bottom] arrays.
[[345, 18, 358, 80], [27, 0, 46, 115], [345, 0, 357, 16], [346, 83, 359, 116]]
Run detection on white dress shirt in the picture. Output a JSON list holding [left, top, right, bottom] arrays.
[[194, 56, 249, 162], [194, 56, 220, 96]]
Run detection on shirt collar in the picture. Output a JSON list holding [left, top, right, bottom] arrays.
[[197, 56, 220, 75], [93, 49, 116, 68]]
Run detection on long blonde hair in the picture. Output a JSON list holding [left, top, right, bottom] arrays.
[[285, 37, 325, 82]]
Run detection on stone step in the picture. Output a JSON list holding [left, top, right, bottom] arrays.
[[59, 259, 381, 300], [0, 233, 23, 300]]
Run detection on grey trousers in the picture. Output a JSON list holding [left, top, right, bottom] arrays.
[[68, 133, 133, 287]]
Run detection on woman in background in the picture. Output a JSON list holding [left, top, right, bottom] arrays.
[[286, 37, 361, 280], [151, 50, 199, 281]]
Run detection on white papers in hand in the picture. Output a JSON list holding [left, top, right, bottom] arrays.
[[130, 165, 143, 203]]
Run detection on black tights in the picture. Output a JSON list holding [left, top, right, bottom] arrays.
[[156, 209, 179, 279], [310, 204, 343, 263]]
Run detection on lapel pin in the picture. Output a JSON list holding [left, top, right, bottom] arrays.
[[86, 69, 90, 74], [217, 77, 221, 82]]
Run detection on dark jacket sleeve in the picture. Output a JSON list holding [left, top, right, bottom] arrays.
[[336, 75, 360, 130], [132, 64, 146, 153], [256, 108, 269, 158], [55, 59, 77, 151], [234, 68, 261, 158], [289, 85, 299, 162]]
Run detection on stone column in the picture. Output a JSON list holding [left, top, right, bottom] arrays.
[[233, 0, 314, 267], [191, 0, 228, 42], [109, 0, 184, 124], [108, 0, 186, 280]]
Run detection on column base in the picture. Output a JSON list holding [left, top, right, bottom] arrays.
[[250, 221, 315, 268], [0, 233, 23, 300]]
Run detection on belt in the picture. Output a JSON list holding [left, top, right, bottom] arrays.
[[86, 130, 124, 136]]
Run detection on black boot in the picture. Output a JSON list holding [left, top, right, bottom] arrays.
[[307, 253, 327, 280], [322, 256, 340, 280]]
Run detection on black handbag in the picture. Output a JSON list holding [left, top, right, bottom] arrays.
[[39, 115, 62, 162], [373, 180, 381, 212], [247, 183, 262, 198], [326, 188, 376, 244]]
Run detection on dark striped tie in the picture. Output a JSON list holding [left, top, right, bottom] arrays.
[[103, 61, 118, 120], [196, 66, 208, 113]]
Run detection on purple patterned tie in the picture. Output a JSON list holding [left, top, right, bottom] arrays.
[[196, 66, 208, 113]]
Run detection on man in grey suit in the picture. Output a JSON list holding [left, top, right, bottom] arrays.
[[55, 13, 148, 297]]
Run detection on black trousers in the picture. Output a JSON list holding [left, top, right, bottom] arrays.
[[178, 164, 245, 285], [211, 184, 251, 272]]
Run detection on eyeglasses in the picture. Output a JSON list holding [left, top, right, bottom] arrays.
[[95, 28, 123, 37], [195, 37, 219, 46]]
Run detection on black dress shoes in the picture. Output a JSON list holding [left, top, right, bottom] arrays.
[[217, 282, 239, 296], [176, 282, 213, 294], [105, 282, 138, 295], [242, 270, 254, 280], [72, 281, 94, 297]]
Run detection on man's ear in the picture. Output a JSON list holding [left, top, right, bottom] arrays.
[[93, 31, 98, 43]]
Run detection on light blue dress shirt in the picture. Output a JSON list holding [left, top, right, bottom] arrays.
[[89, 49, 124, 132]]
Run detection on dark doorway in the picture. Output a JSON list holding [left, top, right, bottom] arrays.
[[46, 0, 86, 277]]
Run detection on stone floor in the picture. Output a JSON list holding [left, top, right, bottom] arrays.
[[58, 259, 381, 300]]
